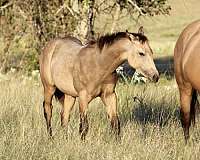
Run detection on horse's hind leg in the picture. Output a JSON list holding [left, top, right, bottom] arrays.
[[190, 89, 198, 126], [101, 91, 120, 136], [179, 86, 193, 143], [79, 90, 90, 140], [61, 94, 75, 128], [43, 86, 55, 136]]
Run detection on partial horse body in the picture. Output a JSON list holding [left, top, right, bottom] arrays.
[[39, 28, 159, 139], [174, 20, 200, 142]]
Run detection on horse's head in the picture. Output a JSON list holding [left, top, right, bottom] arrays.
[[125, 27, 159, 82]]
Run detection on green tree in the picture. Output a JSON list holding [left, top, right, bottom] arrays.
[[0, 0, 171, 72]]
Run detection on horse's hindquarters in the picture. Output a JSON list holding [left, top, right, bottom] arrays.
[[51, 56, 78, 97], [174, 20, 200, 142], [52, 73, 78, 97]]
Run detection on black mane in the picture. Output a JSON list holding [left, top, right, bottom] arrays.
[[97, 32, 129, 51], [131, 33, 148, 43], [97, 32, 148, 51]]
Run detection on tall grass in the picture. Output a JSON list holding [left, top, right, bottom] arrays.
[[1, 75, 200, 160]]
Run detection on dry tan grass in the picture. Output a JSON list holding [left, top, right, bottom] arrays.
[[1, 1, 200, 159], [1, 75, 200, 160]]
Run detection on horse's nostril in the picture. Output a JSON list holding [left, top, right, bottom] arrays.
[[153, 74, 159, 82]]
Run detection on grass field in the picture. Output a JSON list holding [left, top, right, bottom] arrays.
[[1, 75, 200, 160], [1, 0, 200, 159]]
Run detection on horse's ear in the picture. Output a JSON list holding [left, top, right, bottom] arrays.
[[126, 29, 129, 33], [127, 32, 135, 41], [138, 26, 144, 35]]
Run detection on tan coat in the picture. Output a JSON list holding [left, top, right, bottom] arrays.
[[40, 29, 159, 139], [174, 20, 200, 142]]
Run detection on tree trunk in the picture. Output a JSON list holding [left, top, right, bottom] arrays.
[[74, 0, 95, 41], [85, 0, 95, 41], [32, 0, 48, 51], [74, 0, 88, 41], [110, 4, 120, 33]]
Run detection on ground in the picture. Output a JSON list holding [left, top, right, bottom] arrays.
[[0, 74, 200, 160]]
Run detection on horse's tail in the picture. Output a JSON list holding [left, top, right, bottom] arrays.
[[54, 88, 64, 105], [190, 89, 199, 126]]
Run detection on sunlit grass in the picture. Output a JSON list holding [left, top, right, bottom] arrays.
[[1, 0, 200, 159], [1, 75, 200, 160]]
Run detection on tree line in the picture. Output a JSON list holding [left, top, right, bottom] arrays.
[[0, 0, 171, 72]]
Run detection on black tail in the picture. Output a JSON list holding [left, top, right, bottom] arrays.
[[190, 89, 199, 126], [54, 88, 64, 105]]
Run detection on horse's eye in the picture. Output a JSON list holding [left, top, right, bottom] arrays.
[[139, 52, 145, 56]]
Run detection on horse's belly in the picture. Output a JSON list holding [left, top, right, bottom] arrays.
[[56, 79, 78, 97], [184, 66, 200, 91], [52, 71, 78, 97]]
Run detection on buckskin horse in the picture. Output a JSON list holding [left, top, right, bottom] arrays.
[[174, 20, 200, 143], [39, 27, 159, 139]]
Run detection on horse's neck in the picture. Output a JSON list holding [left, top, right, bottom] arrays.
[[99, 46, 126, 75]]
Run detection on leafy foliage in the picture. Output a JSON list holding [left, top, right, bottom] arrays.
[[0, 0, 171, 73], [117, 0, 171, 16]]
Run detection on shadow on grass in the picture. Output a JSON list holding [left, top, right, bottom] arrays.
[[120, 97, 180, 128], [154, 56, 174, 77], [131, 104, 180, 127]]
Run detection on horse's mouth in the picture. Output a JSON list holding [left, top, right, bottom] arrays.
[[136, 70, 159, 83]]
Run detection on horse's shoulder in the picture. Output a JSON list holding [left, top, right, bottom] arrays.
[[103, 72, 118, 84]]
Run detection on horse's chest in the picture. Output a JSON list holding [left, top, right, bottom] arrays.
[[87, 82, 102, 98], [86, 75, 117, 98], [73, 75, 102, 97]]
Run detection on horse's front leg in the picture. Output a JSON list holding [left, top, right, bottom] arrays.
[[61, 94, 76, 129], [79, 90, 90, 140], [101, 91, 120, 136]]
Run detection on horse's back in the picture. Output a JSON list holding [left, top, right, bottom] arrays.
[[174, 20, 200, 89], [174, 20, 200, 57], [40, 37, 82, 95]]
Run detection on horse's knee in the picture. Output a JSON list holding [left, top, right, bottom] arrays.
[[79, 114, 89, 131], [111, 115, 120, 135], [180, 108, 190, 142], [43, 101, 52, 114], [43, 101, 53, 120], [180, 108, 190, 126], [79, 114, 89, 140], [61, 112, 71, 127]]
